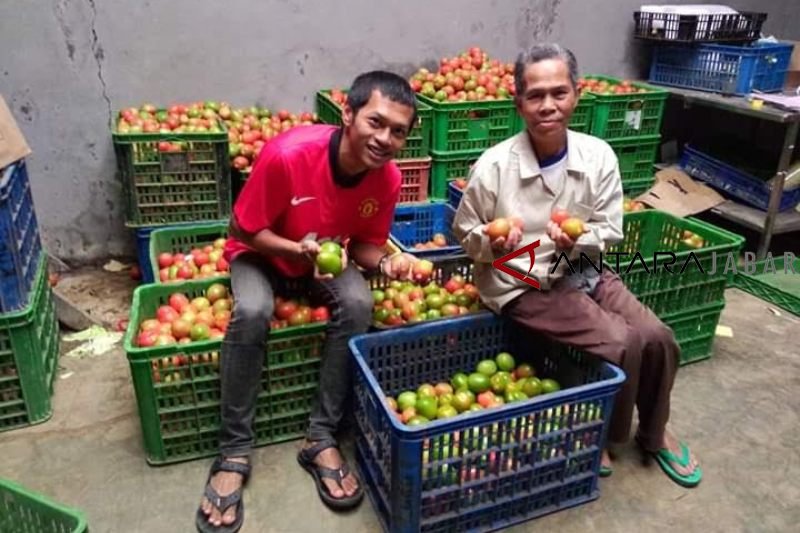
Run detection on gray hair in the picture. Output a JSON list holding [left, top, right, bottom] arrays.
[[514, 43, 579, 97]]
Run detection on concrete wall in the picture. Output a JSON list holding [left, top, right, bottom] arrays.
[[0, 0, 796, 262]]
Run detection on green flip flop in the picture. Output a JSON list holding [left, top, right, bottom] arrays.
[[599, 465, 613, 477], [651, 442, 702, 488]]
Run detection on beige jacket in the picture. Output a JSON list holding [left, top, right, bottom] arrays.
[[452, 129, 624, 313]]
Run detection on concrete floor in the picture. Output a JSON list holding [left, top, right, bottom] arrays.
[[1, 287, 798, 533]]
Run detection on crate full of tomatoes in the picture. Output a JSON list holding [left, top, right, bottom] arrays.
[[113, 102, 232, 227], [124, 276, 329, 465], [410, 47, 520, 154], [576, 76, 668, 141]]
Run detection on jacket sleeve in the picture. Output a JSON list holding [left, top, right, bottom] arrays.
[[452, 157, 500, 264]]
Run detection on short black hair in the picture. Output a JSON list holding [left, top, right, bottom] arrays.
[[514, 43, 579, 98], [347, 70, 418, 130]]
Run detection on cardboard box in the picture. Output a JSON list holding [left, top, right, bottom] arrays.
[[635, 167, 725, 217], [0, 94, 31, 170]]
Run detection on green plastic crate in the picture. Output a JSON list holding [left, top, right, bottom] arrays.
[[0, 255, 59, 433], [113, 116, 232, 228], [733, 254, 800, 316], [609, 135, 660, 182], [417, 94, 518, 153], [430, 149, 484, 199], [124, 277, 327, 465], [622, 177, 655, 198], [584, 76, 668, 140], [662, 302, 726, 365], [607, 210, 745, 317], [148, 221, 229, 283], [315, 90, 432, 159], [513, 93, 596, 134], [0, 478, 88, 533]]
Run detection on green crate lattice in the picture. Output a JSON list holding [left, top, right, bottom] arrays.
[[148, 221, 229, 283], [113, 116, 232, 228], [0, 255, 59, 433], [733, 254, 800, 316], [0, 478, 88, 533], [124, 277, 327, 465], [584, 76, 668, 140], [430, 149, 484, 200], [662, 302, 726, 365], [609, 135, 661, 183], [417, 94, 518, 153], [609, 210, 745, 317]]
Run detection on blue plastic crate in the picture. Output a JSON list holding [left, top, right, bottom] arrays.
[[389, 202, 465, 258], [135, 227, 157, 284], [680, 145, 800, 211], [0, 160, 43, 313], [447, 181, 464, 210], [649, 41, 794, 96], [349, 313, 626, 533]]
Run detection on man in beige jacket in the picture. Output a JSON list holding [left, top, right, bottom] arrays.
[[453, 43, 702, 488]]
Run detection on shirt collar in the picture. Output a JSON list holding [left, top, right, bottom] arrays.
[[512, 129, 589, 181]]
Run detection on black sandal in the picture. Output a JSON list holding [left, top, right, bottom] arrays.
[[195, 457, 252, 533], [297, 439, 364, 511]]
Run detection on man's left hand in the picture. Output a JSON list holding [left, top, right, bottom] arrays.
[[381, 252, 418, 281]]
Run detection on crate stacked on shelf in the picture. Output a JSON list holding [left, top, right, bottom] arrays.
[[0, 157, 59, 434], [316, 88, 433, 203], [634, 9, 792, 97], [578, 76, 668, 196], [608, 210, 745, 365], [680, 145, 800, 212]]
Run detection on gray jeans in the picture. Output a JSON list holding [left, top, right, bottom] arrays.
[[219, 253, 373, 457]]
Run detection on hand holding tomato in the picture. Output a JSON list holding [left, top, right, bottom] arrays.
[[382, 253, 418, 281], [484, 217, 524, 252], [547, 219, 588, 249]]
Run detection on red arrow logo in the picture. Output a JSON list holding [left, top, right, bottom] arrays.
[[492, 240, 541, 289]]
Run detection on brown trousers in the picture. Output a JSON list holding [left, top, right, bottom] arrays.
[[503, 270, 680, 451]]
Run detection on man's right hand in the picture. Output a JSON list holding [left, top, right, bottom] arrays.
[[485, 224, 523, 253], [297, 239, 321, 263], [297, 240, 349, 282]]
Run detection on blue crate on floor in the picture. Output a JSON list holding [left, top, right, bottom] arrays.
[[389, 202, 465, 258], [349, 313, 626, 533], [680, 145, 800, 211], [0, 160, 43, 313], [447, 181, 463, 210], [649, 41, 794, 96]]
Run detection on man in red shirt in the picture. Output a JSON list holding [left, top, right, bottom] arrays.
[[197, 71, 419, 532]]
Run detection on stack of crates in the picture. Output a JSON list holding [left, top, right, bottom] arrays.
[[316, 89, 433, 203], [608, 210, 745, 365], [633, 8, 790, 97], [580, 76, 668, 196], [0, 159, 60, 433], [111, 108, 232, 283]]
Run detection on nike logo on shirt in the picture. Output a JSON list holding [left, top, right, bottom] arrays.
[[290, 196, 316, 206]]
